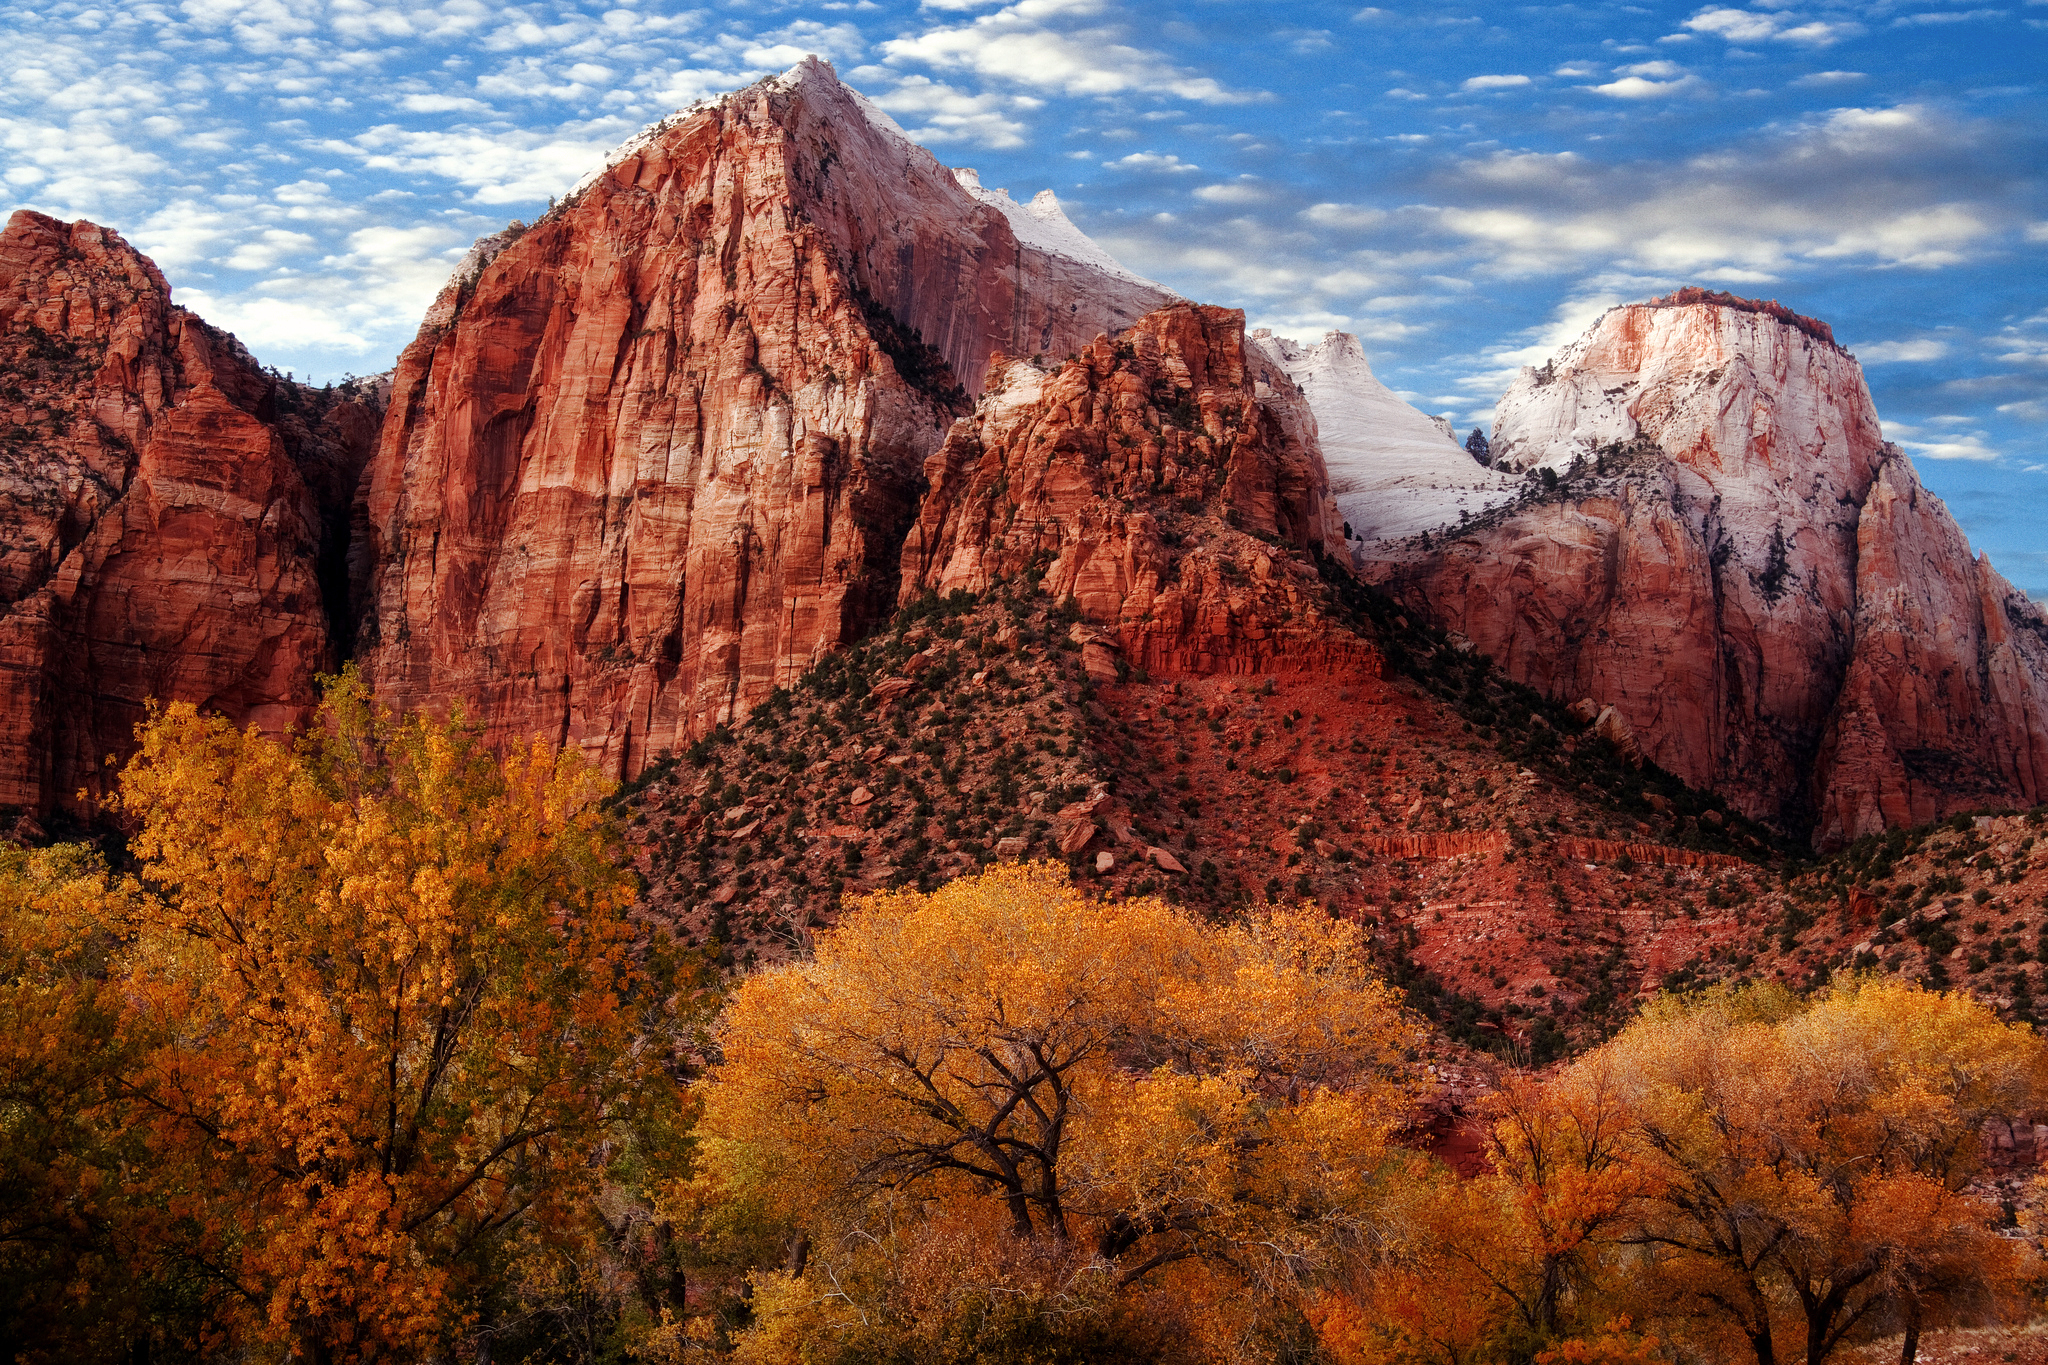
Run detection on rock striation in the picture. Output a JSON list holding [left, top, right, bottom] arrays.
[[1364, 293, 2048, 844], [353, 58, 1176, 778], [0, 210, 381, 821], [900, 302, 1374, 678], [1249, 329, 1516, 546]]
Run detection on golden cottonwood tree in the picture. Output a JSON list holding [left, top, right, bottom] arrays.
[[111, 671, 658, 1362], [0, 845, 152, 1361], [691, 863, 1418, 1361], [1600, 981, 2044, 1365]]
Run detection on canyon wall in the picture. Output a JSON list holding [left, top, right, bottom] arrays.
[[0, 210, 379, 821], [1363, 294, 2048, 844], [900, 302, 1373, 678], [353, 59, 1176, 778]]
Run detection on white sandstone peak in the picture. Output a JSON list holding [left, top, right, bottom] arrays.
[[1249, 328, 1516, 544]]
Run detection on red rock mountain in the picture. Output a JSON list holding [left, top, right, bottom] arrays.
[[353, 59, 1176, 777], [902, 302, 1368, 679], [1361, 293, 2048, 845], [0, 210, 381, 822]]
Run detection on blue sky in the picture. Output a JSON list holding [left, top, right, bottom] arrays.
[[4, 0, 2044, 594]]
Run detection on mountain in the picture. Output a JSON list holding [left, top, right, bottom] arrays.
[[0, 210, 381, 825], [351, 58, 1177, 780], [1248, 328, 1517, 545], [1361, 291, 2048, 846]]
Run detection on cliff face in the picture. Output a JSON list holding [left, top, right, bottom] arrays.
[[900, 302, 1372, 678], [354, 59, 1175, 777], [1364, 295, 2048, 843], [1248, 329, 1516, 546], [0, 210, 380, 821]]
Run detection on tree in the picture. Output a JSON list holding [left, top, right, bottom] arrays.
[[693, 863, 1418, 1358], [103, 669, 671, 1362], [1597, 982, 2044, 1365], [1465, 428, 1491, 464], [0, 845, 153, 1362]]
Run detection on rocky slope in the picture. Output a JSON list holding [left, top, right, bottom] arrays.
[[1249, 328, 1516, 545], [353, 58, 1176, 780], [1363, 292, 2048, 846], [0, 210, 381, 823]]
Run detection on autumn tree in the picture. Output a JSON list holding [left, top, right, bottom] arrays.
[[690, 863, 1418, 1361], [1599, 981, 2044, 1365], [0, 844, 153, 1362], [101, 669, 677, 1362]]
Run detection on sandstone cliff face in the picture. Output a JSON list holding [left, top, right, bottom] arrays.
[[1364, 294, 2048, 843], [899, 303, 1372, 678], [0, 210, 381, 819], [355, 59, 1176, 777]]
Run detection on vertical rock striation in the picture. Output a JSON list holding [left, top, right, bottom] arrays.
[[900, 303, 1373, 678], [0, 210, 381, 820], [354, 59, 1175, 777], [1363, 293, 2048, 843]]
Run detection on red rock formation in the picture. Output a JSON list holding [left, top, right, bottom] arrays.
[[898, 302, 1371, 678], [354, 59, 1174, 777], [1364, 296, 2048, 844], [0, 210, 380, 820]]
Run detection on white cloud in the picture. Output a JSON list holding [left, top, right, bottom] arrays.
[[880, 0, 1258, 103], [1854, 338, 1950, 362], [1892, 8, 2006, 24], [1461, 74, 1532, 92], [1105, 151, 1198, 172], [1589, 74, 1700, 99], [1194, 179, 1269, 204], [1791, 70, 1867, 87], [1684, 8, 1863, 45], [1900, 433, 2001, 460], [870, 74, 1042, 148], [327, 123, 626, 205], [1302, 203, 1389, 229]]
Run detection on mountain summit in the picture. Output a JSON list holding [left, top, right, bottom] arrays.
[[1363, 291, 2048, 844]]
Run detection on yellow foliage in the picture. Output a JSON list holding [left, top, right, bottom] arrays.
[[694, 863, 1419, 1359], [86, 668, 659, 1361]]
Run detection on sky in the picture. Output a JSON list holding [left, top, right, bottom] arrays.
[[4, 0, 2045, 594]]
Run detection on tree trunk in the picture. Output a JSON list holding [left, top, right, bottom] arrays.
[[1899, 1298, 1921, 1365]]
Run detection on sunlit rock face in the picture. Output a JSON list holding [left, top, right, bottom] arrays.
[[902, 302, 1375, 680], [1363, 292, 2048, 845], [0, 210, 380, 820], [353, 59, 1177, 779]]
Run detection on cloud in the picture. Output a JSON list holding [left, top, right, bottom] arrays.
[[1194, 179, 1269, 204], [1684, 8, 1864, 45], [869, 75, 1043, 148], [880, 0, 1259, 103], [1892, 8, 2006, 24], [1791, 71, 1867, 87], [326, 124, 626, 205], [1588, 71, 1701, 98], [1461, 75, 1532, 92], [1854, 338, 1950, 362], [1105, 151, 1199, 172], [1899, 433, 2002, 460]]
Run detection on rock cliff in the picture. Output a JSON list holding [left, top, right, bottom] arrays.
[[0, 210, 380, 821], [1248, 329, 1516, 545], [1364, 292, 2048, 843], [899, 302, 1372, 678], [353, 58, 1176, 777]]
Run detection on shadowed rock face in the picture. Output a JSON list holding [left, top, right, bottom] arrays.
[[0, 210, 382, 821], [1364, 296, 2048, 845], [901, 302, 1374, 679], [353, 59, 1175, 779]]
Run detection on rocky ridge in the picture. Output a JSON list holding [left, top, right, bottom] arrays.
[[0, 210, 381, 823], [353, 58, 1177, 781], [1362, 294, 2048, 846]]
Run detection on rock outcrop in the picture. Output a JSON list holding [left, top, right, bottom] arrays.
[[0, 210, 381, 820], [1364, 292, 2048, 843], [1249, 329, 1516, 545], [353, 59, 1176, 777], [899, 302, 1374, 678]]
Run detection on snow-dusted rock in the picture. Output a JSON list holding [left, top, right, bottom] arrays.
[[1365, 293, 2048, 844], [1248, 329, 1517, 544]]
